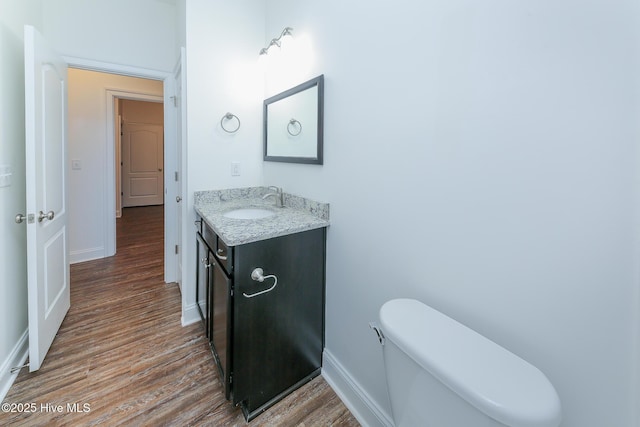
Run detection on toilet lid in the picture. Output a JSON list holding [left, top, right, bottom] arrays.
[[380, 299, 562, 427]]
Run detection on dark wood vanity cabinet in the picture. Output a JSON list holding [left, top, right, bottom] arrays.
[[195, 217, 326, 421]]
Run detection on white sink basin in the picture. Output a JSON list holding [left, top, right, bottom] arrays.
[[223, 208, 275, 220]]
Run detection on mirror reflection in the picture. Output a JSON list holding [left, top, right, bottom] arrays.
[[264, 75, 324, 164]]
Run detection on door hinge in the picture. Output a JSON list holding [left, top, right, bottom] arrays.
[[174, 171, 179, 182], [175, 244, 179, 254], [11, 363, 29, 373], [170, 95, 177, 107]]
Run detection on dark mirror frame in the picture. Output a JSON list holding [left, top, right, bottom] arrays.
[[263, 74, 324, 165]]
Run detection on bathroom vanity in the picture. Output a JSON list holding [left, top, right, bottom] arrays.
[[194, 187, 329, 421]]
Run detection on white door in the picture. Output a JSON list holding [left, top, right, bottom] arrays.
[[122, 123, 164, 207], [24, 25, 70, 372]]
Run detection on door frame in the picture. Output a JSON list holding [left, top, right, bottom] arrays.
[[107, 91, 163, 216], [64, 56, 181, 284], [174, 47, 187, 293]]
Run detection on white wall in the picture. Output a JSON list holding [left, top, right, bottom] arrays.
[[263, 1, 640, 426], [42, 0, 177, 72], [182, 0, 265, 323], [0, 0, 43, 400], [176, 0, 186, 59], [67, 69, 163, 262]]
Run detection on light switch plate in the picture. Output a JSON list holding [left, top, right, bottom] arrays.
[[231, 162, 240, 176], [0, 165, 12, 188]]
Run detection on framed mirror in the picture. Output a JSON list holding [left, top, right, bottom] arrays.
[[264, 75, 324, 164]]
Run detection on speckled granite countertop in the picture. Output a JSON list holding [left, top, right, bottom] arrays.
[[194, 187, 330, 246]]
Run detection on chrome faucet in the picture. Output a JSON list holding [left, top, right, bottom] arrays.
[[262, 186, 284, 207]]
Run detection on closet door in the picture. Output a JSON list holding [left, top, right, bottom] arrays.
[[122, 123, 164, 207]]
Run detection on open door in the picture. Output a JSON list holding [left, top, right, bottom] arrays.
[[24, 25, 70, 372]]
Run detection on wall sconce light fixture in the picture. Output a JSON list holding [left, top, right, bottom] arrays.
[[259, 27, 294, 57]]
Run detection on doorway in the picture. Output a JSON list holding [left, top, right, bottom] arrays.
[[66, 63, 181, 287]]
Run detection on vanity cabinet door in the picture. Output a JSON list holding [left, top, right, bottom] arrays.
[[195, 233, 210, 338], [232, 228, 326, 419], [211, 258, 232, 400]]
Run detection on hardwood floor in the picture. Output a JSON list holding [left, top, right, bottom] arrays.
[[1, 206, 359, 427]]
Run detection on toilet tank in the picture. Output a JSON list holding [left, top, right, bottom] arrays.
[[379, 299, 562, 427]]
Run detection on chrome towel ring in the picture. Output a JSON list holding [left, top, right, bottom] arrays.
[[221, 112, 240, 133], [287, 118, 302, 136]]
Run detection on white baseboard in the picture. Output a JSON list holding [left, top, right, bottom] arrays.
[[322, 349, 393, 427], [70, 246, 105, 264], [0, 330, 29, 403], [181, 302, 200, 327]]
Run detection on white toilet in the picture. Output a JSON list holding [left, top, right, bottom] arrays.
[[377, 299, 562, 427]]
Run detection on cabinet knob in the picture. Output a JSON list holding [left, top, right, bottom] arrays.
[[216, 248, 227, 260]]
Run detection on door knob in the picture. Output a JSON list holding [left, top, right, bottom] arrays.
[[176, 196, 182, 203], [15, 214, 26, 224], [38, 210, 55, 222]]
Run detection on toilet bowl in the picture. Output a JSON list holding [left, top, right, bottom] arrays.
[[378, 299, 562, 427]]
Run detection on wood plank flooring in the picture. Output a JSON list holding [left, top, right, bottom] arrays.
[[1, 206, 359, 427]]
